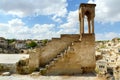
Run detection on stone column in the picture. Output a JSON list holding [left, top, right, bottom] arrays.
[[81, 17, 84, 34], [79, 13, 81, 35], [92, 18, 94, 33], [88, 18, 91, 34]]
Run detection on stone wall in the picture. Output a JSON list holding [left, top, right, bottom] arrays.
[[0, 63, 16, 73], [42, 34, 95, 75], [29, 49, 40, 71], [74, 34, 96, 72], [28, 34, 80, 69], [29, 34, 95, 75]]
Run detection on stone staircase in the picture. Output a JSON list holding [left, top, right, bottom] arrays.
[[39, 42, 74, 75], [29, 34, 95, 75], [39, 34, 80, 67]]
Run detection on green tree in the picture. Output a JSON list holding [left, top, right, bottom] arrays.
[[42, 39, 48, 46], [26, 41, 37, 48], [7, 39, 16, 44]]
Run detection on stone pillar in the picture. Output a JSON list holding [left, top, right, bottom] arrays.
[[92, 18, 94, 33], [88, 18, 91, 33], [81, 17, 84, 34], [80, 21, 82, 34], [79, 13, 81, 35]]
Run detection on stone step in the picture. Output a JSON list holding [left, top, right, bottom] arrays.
[[40, 68, 45, 71], [72, 42, 74, 45], [39, 42, 74, 75], [59, 54, 64, 58], [53, 58, 58, 61], [50, 61, 55, 65], [68, 46, 71, 49], [57, 54, 61, 58], [64, 50, 67, 53], [40, 68, 47, 75], [45, 65, 50, 69], [64, 51, 67, 55]]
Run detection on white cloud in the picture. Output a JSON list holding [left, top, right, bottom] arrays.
[[88, 0, 120, 23], [96, 32, 120, 40], [52, 16, 62, 23], [8, 18, 25, 27], [58, 10, 89, 34], [0, 0, 67, 18], [58, 10, 79, 34], [88, 0, 94, 3], [2, 9, 118, 40], [31, 24, 56, 39], [0, 18, 57, 39], [0, 10, 80, 40], [0, 15, 118, 41]]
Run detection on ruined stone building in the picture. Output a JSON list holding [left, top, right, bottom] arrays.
[[29, 3, 96, 75]]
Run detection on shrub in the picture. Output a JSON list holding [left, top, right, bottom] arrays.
[[0, 64, 9, 72], [40, 69, 46, 75], [26, 41, 37, 48], [7, 39, 16, 44], [95, 67, 99, 74], [16, 58, 30, 74], [0, 64, 4, 71], [16, 66, 30, 74], [41, 39, 48, 46], [100, 45, 106, 48]]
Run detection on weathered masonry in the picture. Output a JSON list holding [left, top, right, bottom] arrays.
[[29, 3, 96, 75]]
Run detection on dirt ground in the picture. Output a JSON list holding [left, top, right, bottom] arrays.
[[0, 74, 106, 80]]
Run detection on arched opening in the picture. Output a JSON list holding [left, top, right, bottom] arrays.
[[21, 50, 24, 53], [84, 11, 92, 33], [84, 15, 88, 33], [85, 11, 91, 18]]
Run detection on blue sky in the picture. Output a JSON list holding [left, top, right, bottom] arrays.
[[0, 0, 120, 40]]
